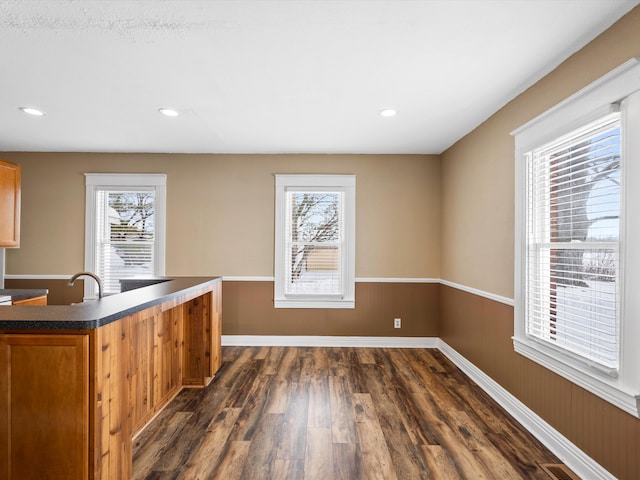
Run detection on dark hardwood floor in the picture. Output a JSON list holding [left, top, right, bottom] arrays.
[[132, 346, 565, 479]]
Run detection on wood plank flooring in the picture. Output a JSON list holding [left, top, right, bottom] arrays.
[[132, 347, 564, 479]]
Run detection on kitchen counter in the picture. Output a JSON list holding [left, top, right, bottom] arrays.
[[0, 275, 222, 480], [0, 277, 220, 329], [0, 288, 48, 302]]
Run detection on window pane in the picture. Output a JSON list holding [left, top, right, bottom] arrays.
[[545, 123, 621, 244], [96, 191, 156, 294], [527, 247, 618, 368], [108, 192, 155, 240], [286, 191, 343, 295]]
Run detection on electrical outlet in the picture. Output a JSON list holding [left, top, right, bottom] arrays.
[[394, 318, 401, 328]]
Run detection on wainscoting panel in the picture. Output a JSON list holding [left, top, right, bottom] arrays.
[[222, 280, 440, 337]]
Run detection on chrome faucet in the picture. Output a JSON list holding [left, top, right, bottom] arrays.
[[69, 272, 104, 299]]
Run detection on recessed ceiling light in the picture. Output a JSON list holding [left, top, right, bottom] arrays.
[[379, 109, 397, 117], [158, 108, 179, 117], [19, 107, 45, 116]]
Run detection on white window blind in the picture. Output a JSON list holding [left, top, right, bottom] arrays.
[[96, 189, 156, 294], [526, 112, 621, 372], [285, 191, 344, 296]]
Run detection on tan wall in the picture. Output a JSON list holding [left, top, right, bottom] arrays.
[[1, 153, 440, 279], [440, 6, 640, 298], [439, 6, 640, 480]]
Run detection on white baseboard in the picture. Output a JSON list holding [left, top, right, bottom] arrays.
[[221, 335, 439, 348], [437, 340, 615, 480]]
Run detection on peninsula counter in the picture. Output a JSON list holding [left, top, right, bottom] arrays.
[[0, 276, 222, 480]]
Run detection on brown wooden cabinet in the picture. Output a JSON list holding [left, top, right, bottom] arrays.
[[0, 280, 222, 480], [12, 294, 47, 306], [0, 159, 21, 248], [0, 334, 89, 480]]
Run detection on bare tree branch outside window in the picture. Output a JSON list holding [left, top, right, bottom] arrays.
[[549, 127, 620, 287], [288, 192, 340, 290], [109, 192, 155, 266]]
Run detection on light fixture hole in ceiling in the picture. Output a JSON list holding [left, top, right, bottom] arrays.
[[379, 109, 397, 117], [158, 108, 179, 117], [19, 107, 45, 116]]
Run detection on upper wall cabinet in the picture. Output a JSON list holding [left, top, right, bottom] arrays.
[[0, 159, 21, 248]]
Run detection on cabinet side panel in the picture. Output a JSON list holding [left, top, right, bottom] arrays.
[[182, 294, 212, 386], [211, 284, 222, 374], [95, 319, 132, 480], [158, 306, 183, 405], [130, 314, 152, 433]]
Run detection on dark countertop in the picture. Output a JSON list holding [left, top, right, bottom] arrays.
[[0, 277, 221, 330], [119, 277, 170, 292], [0, 288, 49, 301]]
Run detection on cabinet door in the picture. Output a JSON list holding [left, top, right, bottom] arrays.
[[0, 334, 89, 480], [0, 159, 20, 248]]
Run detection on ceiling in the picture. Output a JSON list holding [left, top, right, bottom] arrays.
[[1, 0, 638, 155]]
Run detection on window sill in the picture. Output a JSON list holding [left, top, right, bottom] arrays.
[[274, 298, 355, 309], [513, 336, 640, 418]]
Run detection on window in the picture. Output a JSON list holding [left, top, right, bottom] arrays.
[[526, 112, 621, 371], [84, 174, 166, 298], [513, 58, 640, 417], [274, 174, 355, 308]]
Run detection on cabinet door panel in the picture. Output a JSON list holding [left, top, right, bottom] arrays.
[[0, 159, 20, 247], [155, 306, 183, 406], [0, 334, 89, 480]]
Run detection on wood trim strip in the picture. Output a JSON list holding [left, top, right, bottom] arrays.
[[439, 280, 514, 306]]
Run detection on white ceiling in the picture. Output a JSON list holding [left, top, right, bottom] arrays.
[[1, 0, 638, 154]]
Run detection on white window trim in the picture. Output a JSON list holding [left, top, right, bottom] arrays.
[[274, 174, 356, 309], [84, 173, 167, 300], [512, 58, 640, 418]]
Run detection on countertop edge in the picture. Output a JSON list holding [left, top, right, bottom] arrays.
[[0, 277, 221, 330], [0, 289, 49, 301]]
